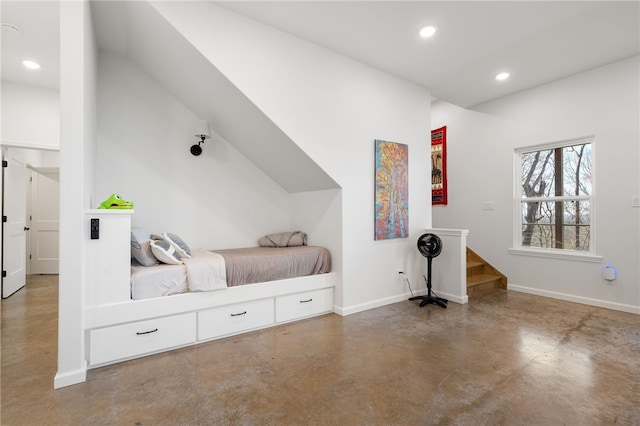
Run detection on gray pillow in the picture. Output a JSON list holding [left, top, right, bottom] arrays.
[[150, 240, 183, 265], [131, 227, 158, 266], [258, 231, 308, 247], [163, 233, 192, 259]]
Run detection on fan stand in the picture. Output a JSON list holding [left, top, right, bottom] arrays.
[[409, 256, 448, 309]]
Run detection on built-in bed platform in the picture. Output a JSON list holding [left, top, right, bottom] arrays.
[[84, 210, 336, 368]]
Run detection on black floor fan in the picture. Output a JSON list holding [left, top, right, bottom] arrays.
[[409, 233, 448, 309]]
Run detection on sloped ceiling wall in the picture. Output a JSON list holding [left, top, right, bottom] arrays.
[[92, 0, 434, 312], [91, 1, 338, 193], [144, 1, 433, 311]]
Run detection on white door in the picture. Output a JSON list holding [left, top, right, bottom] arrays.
[[2, 156, 28, 298], [29, 168, 60, 274]]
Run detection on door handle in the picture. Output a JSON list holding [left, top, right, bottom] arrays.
[[24, 227, 30, 231]]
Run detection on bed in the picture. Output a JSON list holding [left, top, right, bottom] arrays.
[[83, 211, 337, 370], [131, 246, 332, 300]]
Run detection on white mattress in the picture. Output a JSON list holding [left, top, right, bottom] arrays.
[[131, 261, 188, 300], [130, 246, 331, 300]]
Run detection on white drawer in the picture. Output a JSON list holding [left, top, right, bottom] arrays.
[[275, 288, 333, 323], [198, 298, 274, 341], [89, 312, 196, 366]]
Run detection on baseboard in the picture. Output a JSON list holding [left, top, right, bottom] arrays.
[[334, 291, 419, 316], [433, 291, 468, 305], [53, 365, 87, 389], [508, 284, 640, 315], [334, 288, 468, 316]]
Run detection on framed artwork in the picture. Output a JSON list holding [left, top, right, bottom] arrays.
[[431, 126, 447, 205], [375, 139, 409, 240]]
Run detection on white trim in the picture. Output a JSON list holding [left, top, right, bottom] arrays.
[[0, 140, 60, 151], [508, 247, 602, 263], [514, 135, 595, 154], [434, 291, 468, 305], [508, 283, 639, 315], [334, 289, 468, 317], [426, 228, 469, 237], [53, 364, 87, 389], [334, 292, 416, 316], [84, 209, 134, 215], [522, 195, 591, 203]]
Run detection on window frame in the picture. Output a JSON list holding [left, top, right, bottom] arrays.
[[511, 136, 601, 262]]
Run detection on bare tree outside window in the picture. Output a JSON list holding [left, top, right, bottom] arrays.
[[519, 139, 592, 251]]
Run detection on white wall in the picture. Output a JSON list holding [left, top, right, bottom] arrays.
[[432, 56, 640, 313], [55, 0, 97, 388], [1, 80, 60, 149], [99, 0, 337, 196], [151, 2, 433, 313], [289, 189, 343, 304], [95, 51, 291, 249]]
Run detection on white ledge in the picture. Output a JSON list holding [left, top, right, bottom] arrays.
[[426, 228, 469, 237], [84, 209, 134, 215], [509, 247, 603, 263]]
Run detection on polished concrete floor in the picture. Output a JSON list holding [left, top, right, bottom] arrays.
[[1, 275, 639, 425]]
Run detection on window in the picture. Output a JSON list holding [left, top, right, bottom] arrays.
[[514, 137, 594, 254]]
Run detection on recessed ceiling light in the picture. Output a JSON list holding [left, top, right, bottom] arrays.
[[1, 23, 21, 37], [22, 60, 41, 70], [495, 72, 510, 81], [419, 25, 437, 38]]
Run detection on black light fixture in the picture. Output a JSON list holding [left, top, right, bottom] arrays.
[[191, 120, 211, 156]]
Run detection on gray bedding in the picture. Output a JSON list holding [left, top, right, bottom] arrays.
[[212, 246, 331, 287]]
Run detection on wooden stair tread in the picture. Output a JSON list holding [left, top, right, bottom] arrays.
[[466, 247, 507, 298], [466, 260, 485, 276], [467, 273, 502, 287]]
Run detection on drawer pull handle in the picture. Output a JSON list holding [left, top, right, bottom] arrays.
[[136, 328, 158, 335], [300, 298, 313, 303], [230, 311, 247, 317]]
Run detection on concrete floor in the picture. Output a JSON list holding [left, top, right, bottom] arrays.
[[1, 275, 639, 425]]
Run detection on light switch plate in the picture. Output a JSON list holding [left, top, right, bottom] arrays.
[[632, 195, 640, 208], [482, 201, 495, 211]]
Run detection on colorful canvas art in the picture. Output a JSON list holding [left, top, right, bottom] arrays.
[[431, 126, 447, 205], [375, 139, 409, 240]]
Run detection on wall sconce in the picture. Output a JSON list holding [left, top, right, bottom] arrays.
[[191, 120, 211, 156]]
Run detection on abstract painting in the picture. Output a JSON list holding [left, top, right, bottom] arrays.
[[431, 126, 447, 205], [375, 139, 408, 240]]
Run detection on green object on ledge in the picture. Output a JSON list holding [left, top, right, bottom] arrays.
[[98, 193, 134, 209]]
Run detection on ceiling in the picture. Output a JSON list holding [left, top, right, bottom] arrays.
[[1, 1, 60, 90], [216, 1, 640, 107], [1, 1, 639, 107]]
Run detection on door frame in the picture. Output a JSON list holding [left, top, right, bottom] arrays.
[[1, 153, 28, 298], [27, 166, 60, 275], [26, 167, 32, 275], [0, 145, 61, 296]]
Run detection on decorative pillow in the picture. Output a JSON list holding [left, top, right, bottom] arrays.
[[131, 227, 158, 267], [150, 240, 183, 265], [258, 231, 308, 247], [163, 233, 192, 259]]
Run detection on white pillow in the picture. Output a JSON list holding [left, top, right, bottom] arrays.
[[163, 233, 192, 259], [150, 240, 183, 265]]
